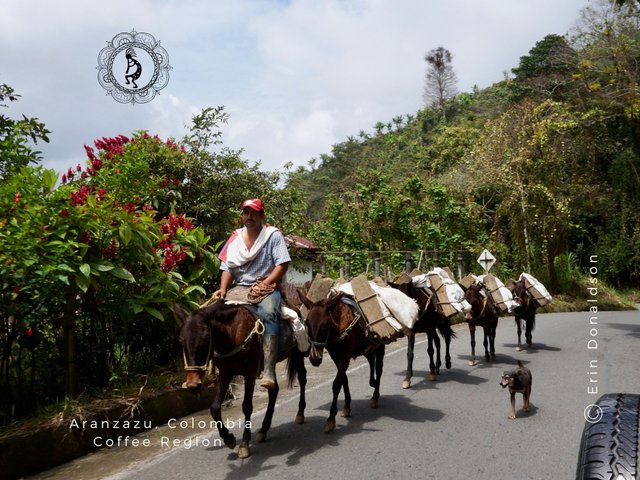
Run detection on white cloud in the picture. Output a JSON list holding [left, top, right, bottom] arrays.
[[1, 0, 590, 174]]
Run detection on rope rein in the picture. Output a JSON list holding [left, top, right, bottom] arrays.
[[213, 319, 264, 359], [182, 296, 266, 372]]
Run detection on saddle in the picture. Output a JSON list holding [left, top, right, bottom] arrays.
[[223, 286, 309, 355]]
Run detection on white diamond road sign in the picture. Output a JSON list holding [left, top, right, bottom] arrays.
[[477, 249, 496, 272]]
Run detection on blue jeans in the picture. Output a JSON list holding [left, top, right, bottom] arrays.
[[256, 290, 281, 336]]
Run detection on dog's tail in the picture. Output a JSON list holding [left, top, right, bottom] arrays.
[[517, 360, 524, 368]]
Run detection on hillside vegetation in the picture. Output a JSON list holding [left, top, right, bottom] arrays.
[[282, 0, 640, 293]]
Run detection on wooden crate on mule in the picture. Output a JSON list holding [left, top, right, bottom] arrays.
[[350, 275, 400, 343]]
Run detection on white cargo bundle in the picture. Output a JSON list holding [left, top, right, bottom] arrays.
[[520, 272, 553, 306], [478, 274, 519, 313], [336, 281, 419, 331], [413, 267, 471, 317]]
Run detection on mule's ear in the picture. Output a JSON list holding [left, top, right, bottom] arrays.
[[298, 288, 314, 309], [326, 291, 344, 309], [172, 302, 189, 325], [505, 279, 517, 292]]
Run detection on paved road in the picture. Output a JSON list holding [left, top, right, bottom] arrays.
[[33, 308, 639, 480]]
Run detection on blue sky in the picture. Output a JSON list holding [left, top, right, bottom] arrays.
[[1, 0, 590, 175]]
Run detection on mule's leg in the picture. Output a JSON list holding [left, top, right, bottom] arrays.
[[295, 357, 307, 424], [433, 331, 442, 378], [515, 317, 523, 351], [370, 346, 384, 408], [468, 324, 477, 366], [483, 327, 491, 362], [325, 365, 346, 433], [489, 324, 497, 361], [368, 353, 376, 388], [341, 361, 352, 418], [403, 333, 416, 389], [443, 321, 453, 369], [525, 314, 534, 347], [426, 330, 437, 381], [256, 381, 279, 444], [238, 376, 256, 459], [211, 373, 236, 451]]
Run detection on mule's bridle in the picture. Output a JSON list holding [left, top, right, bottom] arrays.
[[182, 318, 265, 372], [308, 304, 362, 348], [183, 338, 213, 373]]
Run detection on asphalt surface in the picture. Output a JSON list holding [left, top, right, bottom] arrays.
[[31, 307, 639, 480]]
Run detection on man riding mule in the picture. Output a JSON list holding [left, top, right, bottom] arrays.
[[211, 198, 291, 389], [172, 199, 305, 458]]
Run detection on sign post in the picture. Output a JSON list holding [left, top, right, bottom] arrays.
[[477, 249, 496, 274]]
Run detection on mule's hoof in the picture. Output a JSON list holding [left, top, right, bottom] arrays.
[[468, 359, 476, 366], [238, 446, 251, 459], [445, 361, 452, 369], [224, 434, 237, 450], [402, 379, 412, 389], [370, 398, 379, 409], [255, 431, 267, 443], [341, 407, 351, 417], [324, 419, 336, 433], [490, 355, 496, 361], [516, 346, 523, 352], [429, 373, 438, 382], [295, 414, 305, 424]]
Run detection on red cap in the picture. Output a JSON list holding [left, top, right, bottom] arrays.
[[241, 198, 264, 212]]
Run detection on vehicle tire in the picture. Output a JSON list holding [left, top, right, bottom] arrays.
[[576, 393, 640, 480]]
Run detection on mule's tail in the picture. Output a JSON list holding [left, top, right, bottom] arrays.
[[437, 318, 456, 340], [286, 347, 306, 389]]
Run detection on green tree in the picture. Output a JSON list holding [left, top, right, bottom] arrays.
[[0, 83, 50, 181], [510, 34, 578, 101], [176, 107, 284, 242], [467, 100, 610, 288]]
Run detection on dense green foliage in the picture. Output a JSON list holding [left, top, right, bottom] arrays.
[[283, 0, 640, 289]]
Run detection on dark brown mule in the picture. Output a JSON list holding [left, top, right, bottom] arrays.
[[388, 280, 455, 388], [507, 279, 537, 351], [174, 301, 307, 459], [298, 291, 385, 433], [461, 283, 499, 366]]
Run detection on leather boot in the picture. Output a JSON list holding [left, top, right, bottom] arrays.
[[260, 335, 278, 389]]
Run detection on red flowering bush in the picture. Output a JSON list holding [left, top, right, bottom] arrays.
[[0, 132, 218, 422]]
